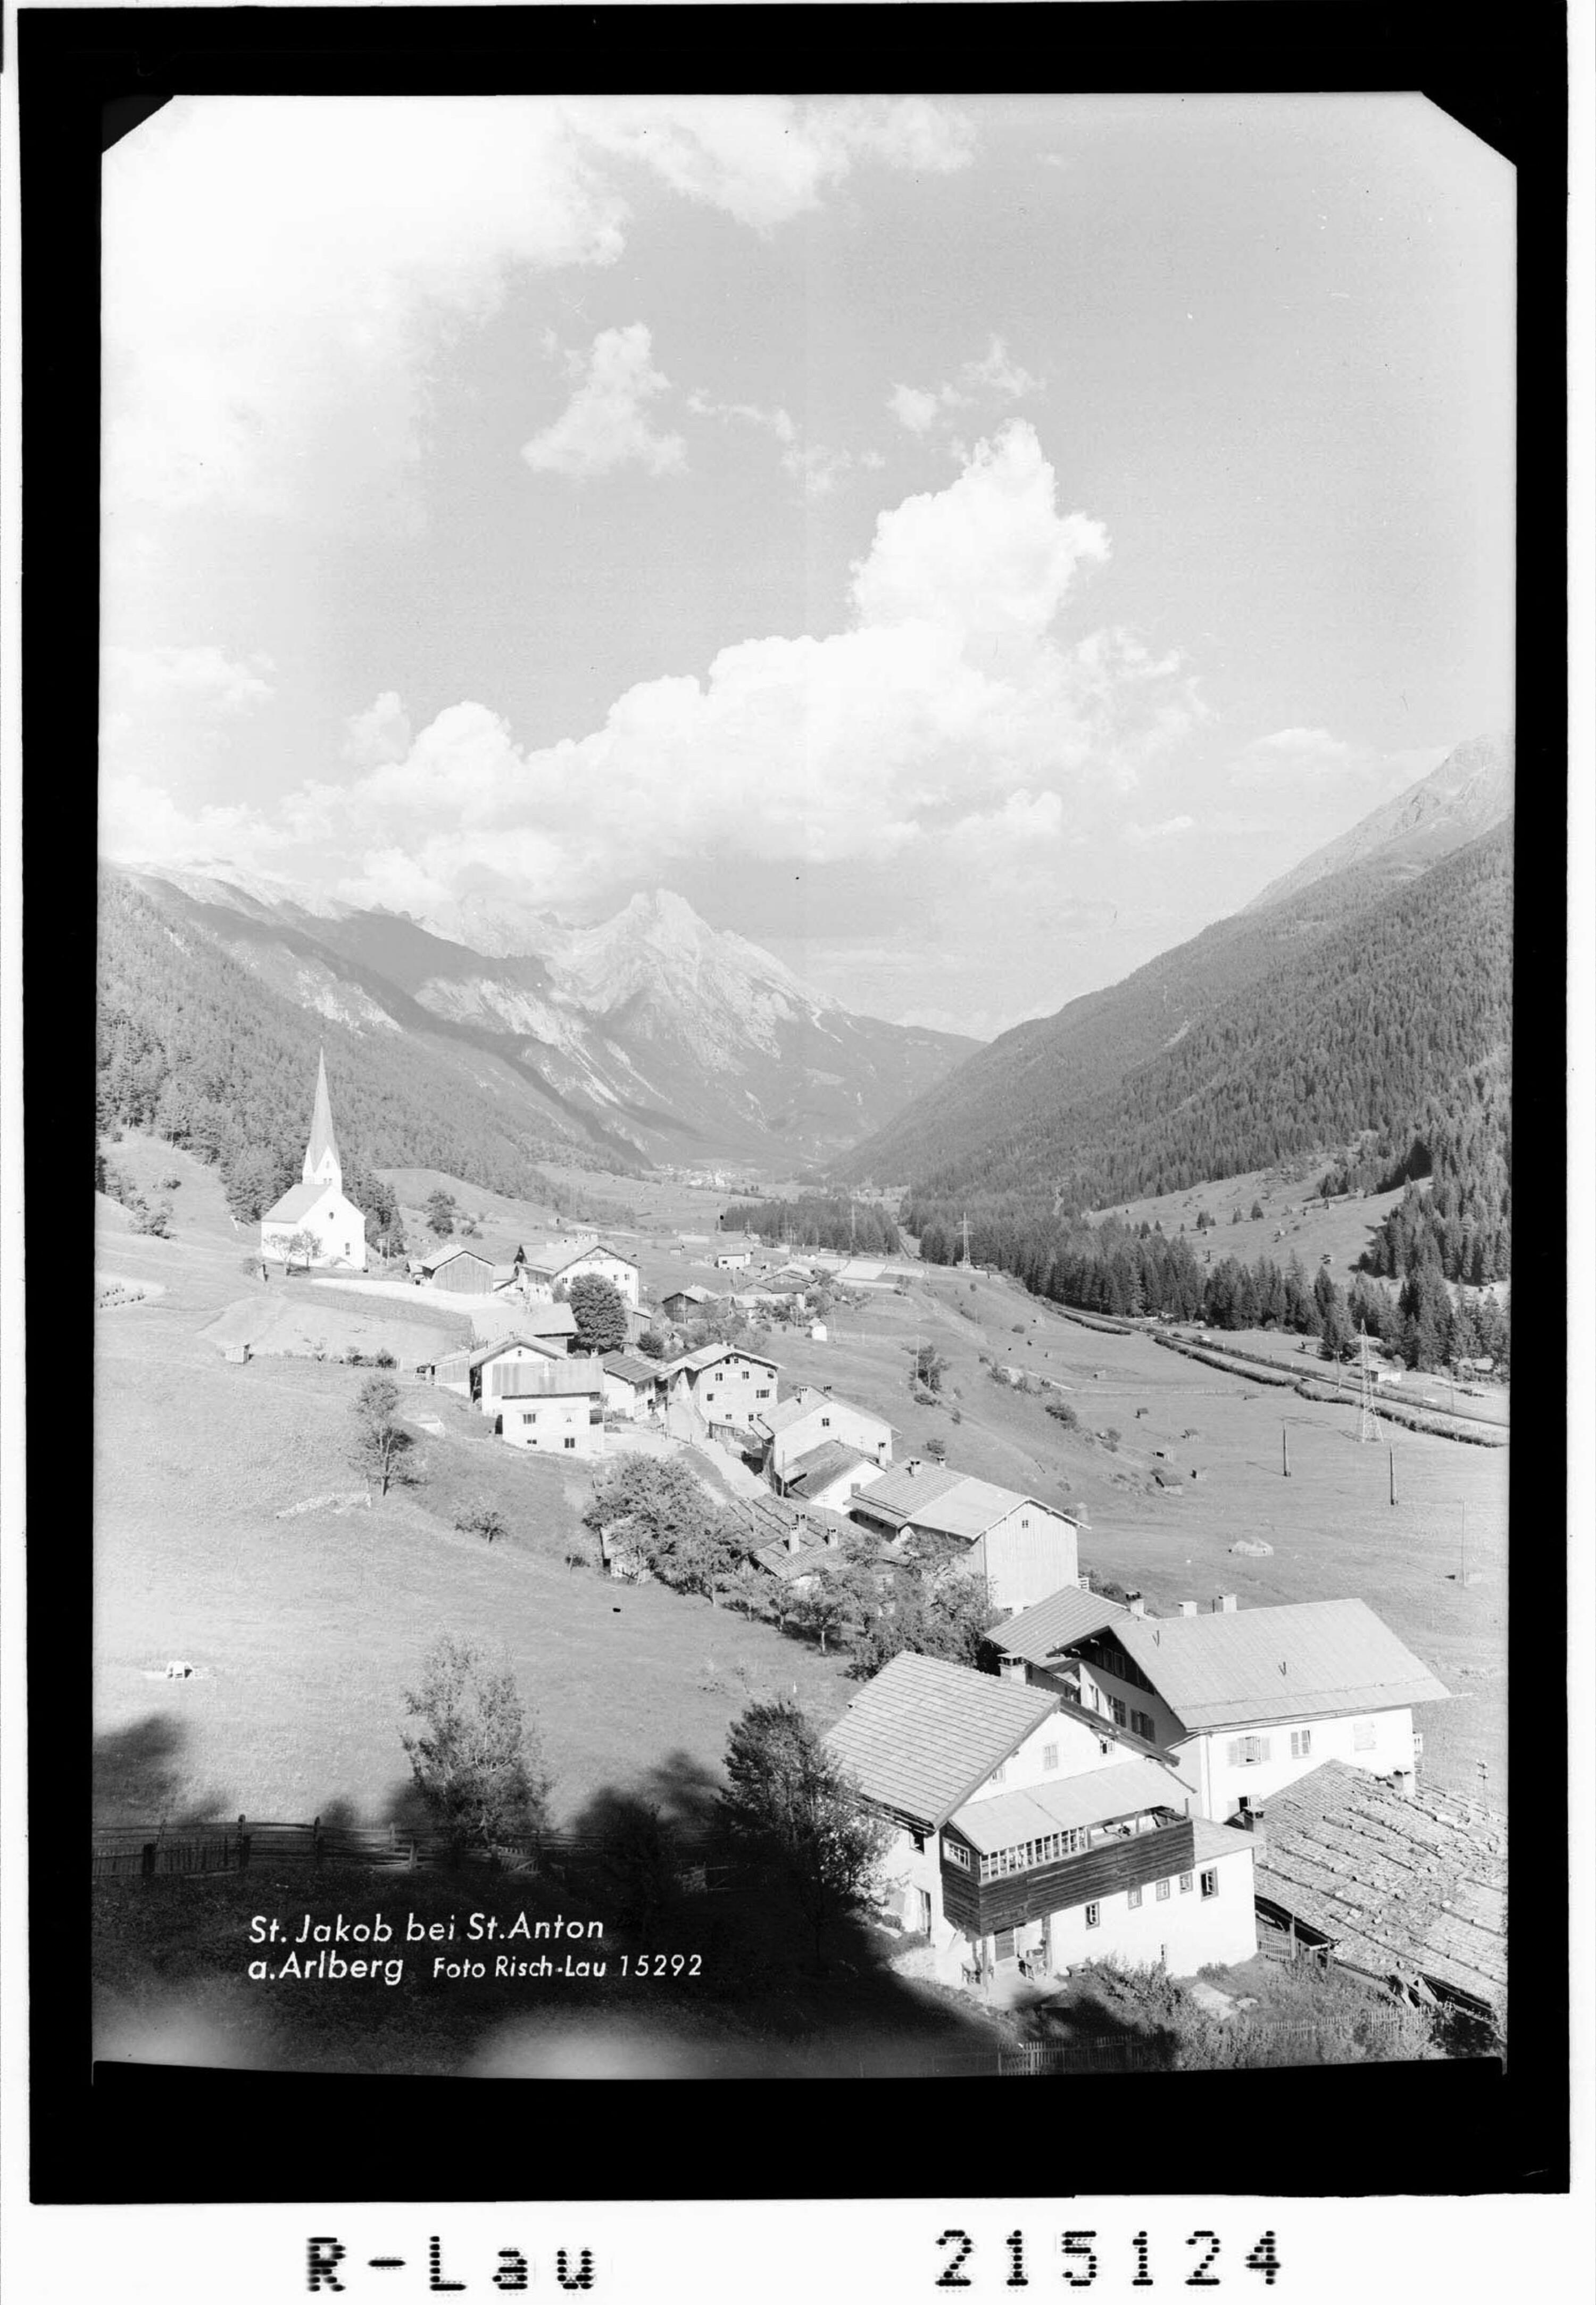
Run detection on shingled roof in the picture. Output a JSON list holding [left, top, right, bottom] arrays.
[[992, 1585, 1129, 1665], [785, 1439, 876, 1497], [823, 1653, 1058, 1834], [850, 1461, 1073, 1542], [1250, 1760, 1506, 2013], [1112, 1599, 1449, 1733]]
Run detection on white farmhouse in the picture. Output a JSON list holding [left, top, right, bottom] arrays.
[[259, 1052, 366, 1271], [753, 1386, 894, 1484], [847, 1460, 1078, 1613], [991, 1590, 1449, 1825], [825, 1653, 1256, 1993], [523, 1239, 642, 1309]]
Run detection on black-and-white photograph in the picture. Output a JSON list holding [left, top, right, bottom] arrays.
[[55, 55, 1548, 2147]]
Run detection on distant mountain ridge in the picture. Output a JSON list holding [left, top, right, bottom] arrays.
[[1244, 733, 1514, 912], [108, 865, 977, 1167], [837, 735, 1514, 1207]]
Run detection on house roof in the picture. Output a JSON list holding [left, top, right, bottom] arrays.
[[663, 1342, 779, 1378], [1249, 1760, 1506, 2011], [496, 1362, 603, 1400], [1191, 1817, 1259, 1868], [723, 1493, 862, 1580], [754, 1388, 827, 1437], [946, 1755, 1195, 1853], [1111, 1600, 1450, 1733], [262, 1179, 329, 1224], [601, 1351, 659, 1386], [663, 1284, 715, 1305], [785, 1441, 876, 1497], [468, 1331, 567, 1370], [421, 1243, 494, 1274], [990, 1586, 1130, 1665], [850, 1462, 1073, 1543], [822, 1653, 1059, 1834]]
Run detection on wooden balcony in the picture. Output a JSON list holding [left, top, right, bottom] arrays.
[[941, 1817, 1195, 1937]]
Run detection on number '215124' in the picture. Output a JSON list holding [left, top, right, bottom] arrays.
[[934, 2229, 1281, 2289]]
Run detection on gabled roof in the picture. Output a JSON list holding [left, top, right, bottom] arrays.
[[304, 1050, 339, 1176], [1250, 1760, 1505, 2012], [262, 1179, 331, 1224], [663, 1342, 780, 1378], [530, 1239, 641, 1276], [601, 1351, 660, 1386], [497, 1361, 603, 1399], [662, 1284, 715, 1304], [421, 1242, 494, 1274], [785, 1440, 876, 1497], [723, 1492, 860, 1580], [1111, 1600, 1450, 1733], [850, 1462, 1073, 1543], [947, 1755, 1194, 1854], [754, 1388, 827, 1437], [991, 1586, 1130, 1666], [823, 1653, 1059, 1834], [468, 1332, 567, 1370]]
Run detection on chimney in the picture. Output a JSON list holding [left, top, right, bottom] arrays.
[[824, 1524, 839, 1549], [1180, 1601, 1199, 1617], [1213, 1593, 1237, 1613], [1128, 1596, 1146, 1618], [785, 1530, 802, 1555]]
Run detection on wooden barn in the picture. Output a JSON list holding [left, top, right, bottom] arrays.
[[421, 1245, 495, 1294]]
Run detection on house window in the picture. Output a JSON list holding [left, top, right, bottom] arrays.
[[1128, 1887, 1142, 1909], [1156, 1878, 1171, 1902], [1110, 1697, 1128, 1729], [1200, 1868, 1219, 1899], [1290, 1729, 1312, 1759], [821, 1416, 831, 1428], [1085, 1903, 1101, 1930], [1042, 1744, 1059, 1771], [1353, 1718, 1376, 1751], [1179, 1872, 1193, 1894], [943, 1839, 971, 1872], [911, 1832, 926, 1854], [756, 1388, 770, 1400], [522, 1412, 535, 1426], [563, 1437, 577, 1451], [1130, 1709, 1154, 1740], [1227, 1735, 1272, 1766]]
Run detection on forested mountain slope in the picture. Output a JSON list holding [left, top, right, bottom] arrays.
[[839, 738, 1512, 1212], [888, 821, 1509, 1211], [96, 870, 584, 1235]]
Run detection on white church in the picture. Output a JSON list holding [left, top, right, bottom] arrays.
[[260, 1052, 367, 1271]]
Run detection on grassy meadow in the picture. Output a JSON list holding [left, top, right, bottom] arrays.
[[95, 1135, 1508, 1843]]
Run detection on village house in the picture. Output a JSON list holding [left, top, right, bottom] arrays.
[[259, 1052, 367, 1271], [752, 1386, 894, 1486], [600, 1350, 666, 1421], [990, 1590, 1448, 1825], [419, 1243, 497, 1293], [720, 1491, 865, 1590], [712, 1246, 753, 1272], [522, 1240, 642, 1308], [824, 1652, 1255, 1993], [495, 1361, 605, 1456], [427, 1329, 569, 1410], [660, 1284, 717, 1325], [847, 1461, 1079, 1613], [466, 1299, 580, 1353], [660, 1342, 780, 1435]]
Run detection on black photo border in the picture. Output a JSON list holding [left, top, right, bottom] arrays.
[[21, 0, 1570, 2207]]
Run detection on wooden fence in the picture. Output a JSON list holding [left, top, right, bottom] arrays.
[[91, 1817, 733, 1885]]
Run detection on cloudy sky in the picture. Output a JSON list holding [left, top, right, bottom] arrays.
[[99, 94, 1514, 1038]]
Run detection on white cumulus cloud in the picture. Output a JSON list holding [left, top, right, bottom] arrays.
[[888, 335, 1045, 438], [523, 323, 686, 479]]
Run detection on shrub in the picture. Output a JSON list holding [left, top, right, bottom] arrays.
[[923, 1437, 947, 1462], [455, 1499, 508, 1545], [1102, 1427, 1121, 1451], [1046, 1400, 1080, 1429]]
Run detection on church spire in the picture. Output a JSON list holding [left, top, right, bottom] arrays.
[[303, 1048, 342, 1186]]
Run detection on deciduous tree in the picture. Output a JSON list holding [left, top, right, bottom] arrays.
[[400, 1635, 550, 1867], [718, 1699, 891, 1971]]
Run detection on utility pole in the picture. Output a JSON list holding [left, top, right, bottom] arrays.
[[1282, 1424, 1290, 1478], [1389, 1447, 1396, 1508]]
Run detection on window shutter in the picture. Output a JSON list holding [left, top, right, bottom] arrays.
[[1227, 1738, 1245, 1767], [1258, 1736, 1272, 1762]]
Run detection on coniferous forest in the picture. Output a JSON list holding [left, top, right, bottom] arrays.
[[737, 1195, 901, 1256], [96, 871, 567, 1243]]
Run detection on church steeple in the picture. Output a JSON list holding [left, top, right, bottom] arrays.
[[303, 1049, 342, 1188]]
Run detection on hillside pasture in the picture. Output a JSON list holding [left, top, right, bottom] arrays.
[[1087, 1163, 1414, 1283], [95, 1294, 853, 1833]]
